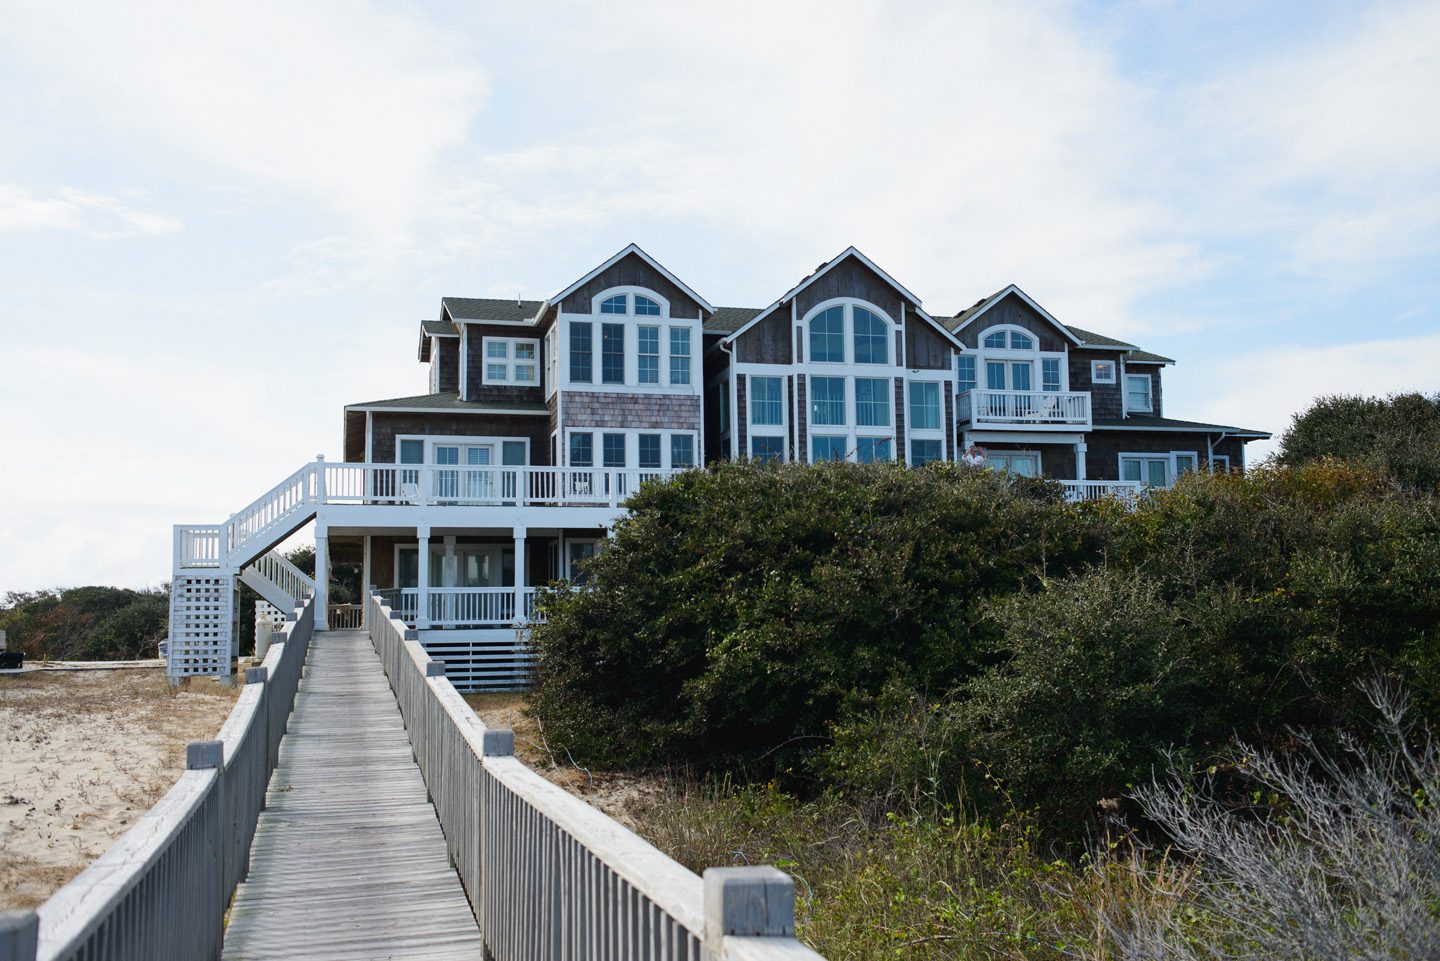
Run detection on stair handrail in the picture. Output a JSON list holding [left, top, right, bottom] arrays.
[[250, 549, 316, 604], [223, 461, 321, 567]]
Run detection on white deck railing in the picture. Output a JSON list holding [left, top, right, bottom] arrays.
[[1061, 480, 1144, 503], [375, 587, 541, 628], [12, 597, 316, 961], [366, 593, 825, 961], [958, 388, 1091, 428], [174, 460, 685, 573]]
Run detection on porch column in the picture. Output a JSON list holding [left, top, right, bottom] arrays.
[[416, 525, 431, 630], [1075, 442, 1088, 481], [513, 526, 528, 623], [315, 526, 330, 630], [361, 534, 372, 628]]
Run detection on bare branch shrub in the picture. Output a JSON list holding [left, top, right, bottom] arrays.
[[1103, 679, 1440, 960]]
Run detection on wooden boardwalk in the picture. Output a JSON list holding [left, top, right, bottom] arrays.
[[222, 630, 483, 961]]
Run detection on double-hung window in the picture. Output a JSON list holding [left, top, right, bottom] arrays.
[[638, 326, 660, 385], [569, 323, 593, 383], [483, 338, 539, 385], [1126, 373, 1152, 412], [855, 437, 892, 463], [601, 324, 625, 384], [812, 435, 847, 462], [751, 436, 783, 463], [810, 377, 846, 426], [638, 433, 662, 469], [911, 439, 942, 465], [569, 432, 593, 467], [669, 327, 691, 385], [750, 376, 783, 426], [602, 433, 626, 468], [1041, 358, 1061, 392], [671, 434, 695, 467], [957, 355, 977, 394], [855, 378, 891, 427]]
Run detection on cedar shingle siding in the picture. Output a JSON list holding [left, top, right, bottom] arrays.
[[559, 252, 704, 319]]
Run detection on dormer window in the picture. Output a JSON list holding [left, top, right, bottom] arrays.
[[806, 301, 893, 365]]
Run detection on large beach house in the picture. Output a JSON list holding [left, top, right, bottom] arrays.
[[168, 244, 1269, 688]]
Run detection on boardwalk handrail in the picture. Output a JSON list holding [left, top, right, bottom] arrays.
[[366, 592, 827, 961], [10, 596, 316, 961]]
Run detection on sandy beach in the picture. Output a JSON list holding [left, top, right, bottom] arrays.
[[0, 669, 239, 910]]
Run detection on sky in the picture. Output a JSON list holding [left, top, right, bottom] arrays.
[[1, 0, 1437, 594]]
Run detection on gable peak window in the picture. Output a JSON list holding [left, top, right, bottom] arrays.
[[601, 294, 628, 314], [635, 295, 661, 316], [595, 289, 668, 317], [806, 301, 893, 366], [980, 327, 1036, 351]]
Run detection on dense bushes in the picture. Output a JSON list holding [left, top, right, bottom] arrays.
[[0, 586, 169, 660], [1276, 391, 1440, 491], [530, 461, 1101, 770], [531, 457, 1440, 836]]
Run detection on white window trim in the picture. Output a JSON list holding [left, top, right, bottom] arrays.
[[904, 379, 947, 466], [1125, 372, 1153, 413], [591, 285, 672, 318], [1118, 450, 1197, 488], [667, 324, 693, 387], [1091, 359, 1117, 384], [481, 336, 541, 386], [987, 450, 1043, 477], [395, 433, 532, 465], [804, 372, 897, 463], [978, 324, 1039, 353], [562, 428, 701, 469], [564, 538, 601, 580], [1210, 453, 1231, 472]]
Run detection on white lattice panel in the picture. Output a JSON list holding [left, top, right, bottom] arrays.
[[168, 574, 237, 678]]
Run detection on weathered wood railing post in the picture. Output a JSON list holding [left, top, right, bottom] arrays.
[[702, 867, 797, 961], [0, 911, 38, 961]]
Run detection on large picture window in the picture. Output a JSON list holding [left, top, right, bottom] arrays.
[[810, 377, 846, 426], [750, 376, 783, 426], [806, 301, 894, 366], [855, 378, 891, 427], [908, 382, 941, 430]]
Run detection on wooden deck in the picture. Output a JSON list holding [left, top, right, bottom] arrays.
[[222, 630, 483, 961]]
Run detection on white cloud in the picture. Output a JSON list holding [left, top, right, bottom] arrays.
[[1189, 332, 1440, 460], [2, 0, 489, 241], [0, 184, 180, 237]]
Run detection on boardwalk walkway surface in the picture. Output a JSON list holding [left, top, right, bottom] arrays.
[[221, 630, 482, 961]]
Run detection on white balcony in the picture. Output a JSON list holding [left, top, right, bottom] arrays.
[[376, 587, 544, 628], [323, 463, 682, 509], [958, 389, 1091, 430]]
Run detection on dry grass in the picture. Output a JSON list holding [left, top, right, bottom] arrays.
[[0, 669, 239, 910]]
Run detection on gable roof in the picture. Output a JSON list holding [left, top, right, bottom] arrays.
[[705, 306, 763, 333], [723, 246, 963, 350], [1063, 325, 1175, 364], [344, 391, 549, 415], [551, 243, 716, 314], [949, 284, 1084, 346], [442, 298, 545, 324]]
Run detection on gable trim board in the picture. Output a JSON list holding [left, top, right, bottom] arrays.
[[950, 285, 1084, 346], [551, 243, 716, 315], [722, 246, 963, 351]]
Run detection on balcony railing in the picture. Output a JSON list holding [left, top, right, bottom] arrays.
[[375, 587, 544, 628], [1061, 480, 1143, 503], [323, 463, 682, 509], [958, 389, 1091, 429]]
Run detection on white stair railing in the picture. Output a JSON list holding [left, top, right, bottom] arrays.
[[249, 549, 315, 605]]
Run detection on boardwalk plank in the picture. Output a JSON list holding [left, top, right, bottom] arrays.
[[222, 630, 483, 961]]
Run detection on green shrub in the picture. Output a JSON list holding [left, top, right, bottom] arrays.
[[530, 461, 1101, 771], [1276, 392, 1440, 492]]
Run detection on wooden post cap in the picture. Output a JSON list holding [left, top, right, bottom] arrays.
[[187, 740, 224, 770], [0, 910, 38, 961], [703, 866, 795, 940], [424, 660, 447, 678], [482, 729, 515, 756], [245, 666, 268, 684]]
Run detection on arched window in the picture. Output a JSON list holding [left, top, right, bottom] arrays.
[[810, 306, 845, 363], [806, 301, 894, 365], [853, 307, 889, 364], [634, 295, 661, 316], [601, 294, 628, 314], [982, 328, 1034, 350]]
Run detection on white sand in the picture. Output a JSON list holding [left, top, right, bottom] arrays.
[[0, 670, 238, 910]]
